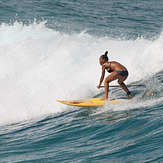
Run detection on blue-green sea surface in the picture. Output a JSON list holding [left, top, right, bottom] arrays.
[[0, 0, 163, 162]]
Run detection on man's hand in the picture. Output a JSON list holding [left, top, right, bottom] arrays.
[[97, 85, 101, 89]]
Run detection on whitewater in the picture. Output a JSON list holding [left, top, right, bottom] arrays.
[[0, 0, 163, 162], [0, 21, 162, 126]]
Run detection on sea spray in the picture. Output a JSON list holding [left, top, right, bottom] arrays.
[[0, 21, 162, 125]]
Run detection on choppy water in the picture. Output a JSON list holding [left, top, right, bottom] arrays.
[[0, 0, 163, 162]]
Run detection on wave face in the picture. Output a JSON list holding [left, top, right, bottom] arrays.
[[0, 71, 163, 162], [0, 22, 162, 126], [0, 0, 163, 162]]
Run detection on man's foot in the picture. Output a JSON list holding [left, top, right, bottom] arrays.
[[127, 91, 133, 99], [129, 94, 133, 99], [100, 97, 108, 101]]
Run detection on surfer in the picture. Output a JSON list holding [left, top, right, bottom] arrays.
[[97, 51, 133, 100]]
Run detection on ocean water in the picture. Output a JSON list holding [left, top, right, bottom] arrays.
[[0, 0, 163, 162]]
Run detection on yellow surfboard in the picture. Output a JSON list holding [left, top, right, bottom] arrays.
[[57, 97, 131, 107]]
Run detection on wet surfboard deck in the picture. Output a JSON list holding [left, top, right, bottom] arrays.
[[56, 97, 131, 107]]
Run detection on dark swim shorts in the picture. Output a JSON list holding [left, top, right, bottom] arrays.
[[115, 70, 128, 77]]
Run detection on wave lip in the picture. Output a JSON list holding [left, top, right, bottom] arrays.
[[0, 21, 163, 126]]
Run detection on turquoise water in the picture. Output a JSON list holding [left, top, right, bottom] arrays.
[[0, 0, 163, 162]]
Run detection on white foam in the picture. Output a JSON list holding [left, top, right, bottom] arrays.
[[0, 21, 162, 126]]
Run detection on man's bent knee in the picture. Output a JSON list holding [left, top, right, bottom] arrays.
[[105, 79, 110, 84], [118, 81, 124, 86]]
